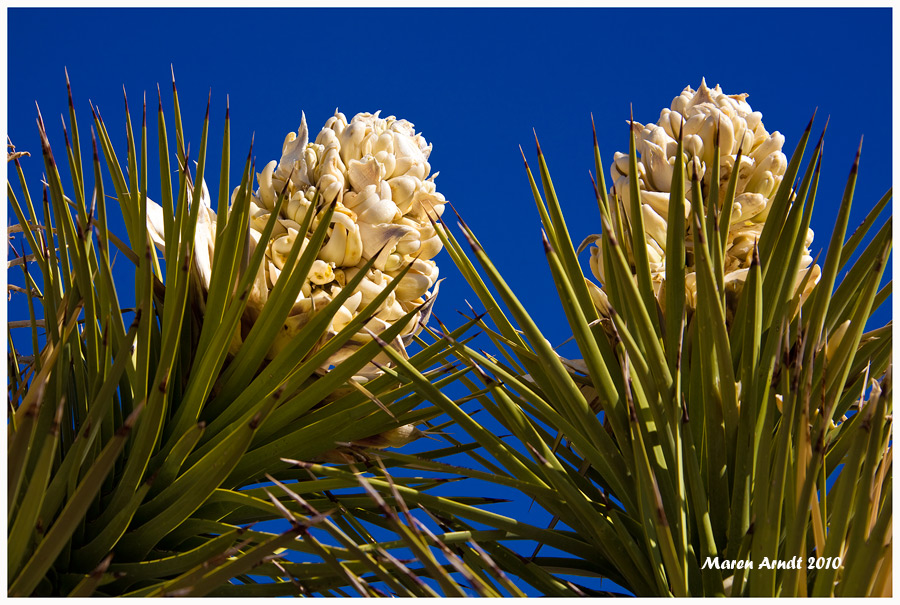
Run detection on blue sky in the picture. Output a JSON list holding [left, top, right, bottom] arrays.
[[9, 8, 892, 345], [6, 7, 893, 596]]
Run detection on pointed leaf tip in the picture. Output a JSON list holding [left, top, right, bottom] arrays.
[[457, 221, 482, 253], [689, 159, 699, 182], [599, 212, 618, 248], [60, 114, 70, 147], [814, 125, 827, 151], [35, 116, 53, 159], [532, 128, 542, 156], [805, 107, 817, 132], [34, 101, 45, 131], [447, 200, 464, 223], [65, 67, 73, 106], [589, 170, 603, 204], [541, 229, 554, 255], [851, 136, 863, 173]]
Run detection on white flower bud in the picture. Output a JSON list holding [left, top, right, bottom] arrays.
[[394, 272, 432, 301], [347, 156, 385, 191], [388, 175, 418, 212], [257, 161, 278, 209], [392, 131, 428, 179], [826, 320, 851, 363], [309, 259, 335, 285]]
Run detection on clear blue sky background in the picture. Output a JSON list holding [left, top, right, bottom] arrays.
[[7, 7, 893, 596]]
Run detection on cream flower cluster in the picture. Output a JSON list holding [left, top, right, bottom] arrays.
[[245, 111, 445, 366], [588, 79, 819, 313], [147, 110, 446, 377]]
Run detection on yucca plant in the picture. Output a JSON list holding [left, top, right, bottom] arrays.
[[7, 71, 893, 598], [377, 81, 891, 596], [6, 72, 504, 596]]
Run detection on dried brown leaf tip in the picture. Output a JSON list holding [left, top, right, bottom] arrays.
[[7, 140, 30, 163], [533, 128, 543, 157]]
